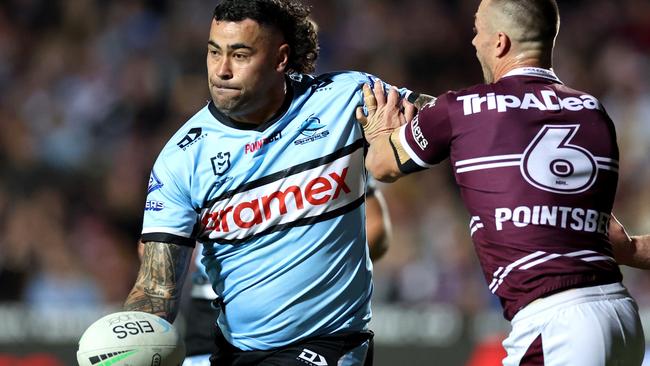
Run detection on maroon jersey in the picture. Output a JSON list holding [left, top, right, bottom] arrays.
[[399, 68, 622, 320]]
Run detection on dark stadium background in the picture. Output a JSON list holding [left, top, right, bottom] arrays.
[[0, 0, 648, 364]]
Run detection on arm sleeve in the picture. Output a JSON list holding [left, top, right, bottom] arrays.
[[351, 72, 414, 116], [398, 92, 453, 173], [141, 155, 197, 247]]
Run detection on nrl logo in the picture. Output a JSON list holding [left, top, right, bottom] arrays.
[[211, 152, 231, 176]]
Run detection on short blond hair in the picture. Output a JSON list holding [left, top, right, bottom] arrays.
[[488, 0, 559, 45]]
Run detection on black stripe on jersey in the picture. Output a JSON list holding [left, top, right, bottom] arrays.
[[201, 139, 365, 209], [141, 233, 196, 247], [201, 196, 364, 245]]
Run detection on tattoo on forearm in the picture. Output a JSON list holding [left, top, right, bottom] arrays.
[[412, 93, 437, 110], [124, 241, 192, 322]]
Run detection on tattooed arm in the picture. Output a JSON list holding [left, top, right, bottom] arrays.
[[124, 241, 193, 322]]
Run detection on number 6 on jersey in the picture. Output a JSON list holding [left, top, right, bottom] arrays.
[[521, 124, 598, 194]]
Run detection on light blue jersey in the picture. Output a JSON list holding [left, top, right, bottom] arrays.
[[142, 71, 403, 351]]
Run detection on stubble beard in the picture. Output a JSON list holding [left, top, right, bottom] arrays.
[[211, 89, 244, 116]]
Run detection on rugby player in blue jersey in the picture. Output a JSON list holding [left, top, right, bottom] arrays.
[[123, 0, 418, 365], [181, 181, 391, 366]]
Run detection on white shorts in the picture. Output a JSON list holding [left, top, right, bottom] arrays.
[[502, 282, 645, 366]]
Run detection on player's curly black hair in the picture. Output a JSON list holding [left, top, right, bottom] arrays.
[[213, 0, 319, 74]]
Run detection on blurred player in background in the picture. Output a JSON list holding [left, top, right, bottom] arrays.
[[359, 0, 645, 365], [182, 180, 391, 366], [123, 0, 419, 364]]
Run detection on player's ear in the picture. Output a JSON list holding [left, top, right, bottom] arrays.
[[495, 32, 511, 58], [276, 43, 290, 72]]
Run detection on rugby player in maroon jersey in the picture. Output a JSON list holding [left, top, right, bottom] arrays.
[[358, 0, 645, 365]]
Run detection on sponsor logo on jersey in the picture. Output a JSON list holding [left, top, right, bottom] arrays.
[[297, 348, 328, 366], [410, 115, 428, 150], [145, 200, 165, 211], [211, 152, 231, 176], [147, 171, 164, 194], [177, 127, 207, 150], [494, 205, 610, 234], [457, 91, 601, 116], [245, 131, 282, 154], [294, 115, 329, 145], [199, 147, 364, 243]]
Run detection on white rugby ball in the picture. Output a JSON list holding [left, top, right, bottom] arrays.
[[77, 311, 185, 366]]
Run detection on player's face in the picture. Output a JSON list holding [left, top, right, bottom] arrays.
[[207, 19, 288, 123], [472, 1, 495, 83]]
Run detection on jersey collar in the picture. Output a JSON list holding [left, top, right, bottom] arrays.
[[501, 67, 563, 84]]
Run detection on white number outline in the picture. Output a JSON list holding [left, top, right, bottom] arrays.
[[520, 124, 597, 194]]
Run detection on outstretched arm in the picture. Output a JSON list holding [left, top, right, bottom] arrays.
[[124, 241, 193, 322], [609, 215, 650, 269]]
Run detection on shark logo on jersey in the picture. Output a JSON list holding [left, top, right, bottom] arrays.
[[300, 116, 325, 136], [211, 152, 231, 176], [294, 115, 329, 145], [177, 127, 207, 150], [147, 171, 164, 194]]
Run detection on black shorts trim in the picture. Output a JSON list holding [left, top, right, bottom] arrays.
[[182, 298, 220, 356], [210, 328, 374, 366]]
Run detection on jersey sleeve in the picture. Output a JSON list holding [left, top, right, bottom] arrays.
[[141, 155, 197, 247], [344, 72, 414, 115], [398, 92, 452, 173]]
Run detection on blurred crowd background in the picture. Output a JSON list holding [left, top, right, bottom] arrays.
[[0, 0, 649, 331]]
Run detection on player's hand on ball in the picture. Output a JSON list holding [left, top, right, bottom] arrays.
[[77, 311, 185, 366]]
